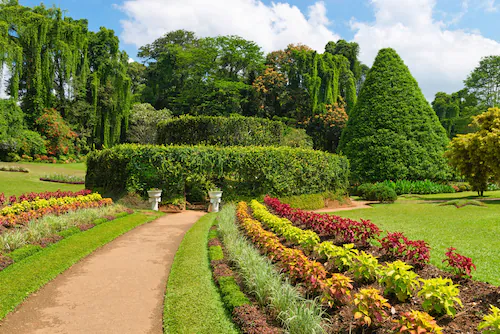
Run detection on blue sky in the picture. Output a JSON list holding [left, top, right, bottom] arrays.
[[20, 0, 500, 99]]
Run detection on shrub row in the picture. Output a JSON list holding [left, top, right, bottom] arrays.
[[380, 180, 455, 195], [217, 204, 325, 334], [86, 144, 349, 202], [357, 183, 398, 203], [1, 190, 91, 207], [157, 115, 312, 148], [207, 226, 282, 334], [264, 196, 380, 246]]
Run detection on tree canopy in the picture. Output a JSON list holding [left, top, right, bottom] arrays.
[[339, 48, 450, 182]]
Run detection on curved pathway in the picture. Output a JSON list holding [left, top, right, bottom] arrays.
[[0, 211, 205, 334], [313, 199, 377, 213]]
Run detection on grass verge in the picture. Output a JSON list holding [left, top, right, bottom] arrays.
[[163, 213, 238, 334], [0, 211, 162, 320]]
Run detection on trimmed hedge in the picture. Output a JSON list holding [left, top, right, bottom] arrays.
[[157, 115, 311, 148], [86, 144, 349, 201]]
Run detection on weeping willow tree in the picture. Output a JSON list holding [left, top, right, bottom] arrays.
[[0, 1, 131, 149], [255, 44, 357, 120]]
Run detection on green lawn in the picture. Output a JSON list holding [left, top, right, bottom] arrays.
[[335, 192, 500, 286], [0, 162, 86, 197], [163, 213, 238, 334], [0, 211, 163, 320]]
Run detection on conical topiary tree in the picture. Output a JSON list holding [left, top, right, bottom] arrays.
[[338, 48, 450, 182]]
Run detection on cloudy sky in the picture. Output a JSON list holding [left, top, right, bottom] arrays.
[[21, 0, 500, 100]]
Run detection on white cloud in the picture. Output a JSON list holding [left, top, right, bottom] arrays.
[[352, 0, 500, 99], [481, 0, 499, 12], [117, 0, 340, 53]]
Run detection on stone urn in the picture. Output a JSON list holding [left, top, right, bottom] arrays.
[[147, 189, 162, 211], [208, 190, 223, 213]]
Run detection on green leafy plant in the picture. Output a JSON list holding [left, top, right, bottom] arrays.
[[478, 305, 500, 333], [358, 183, 398, 203], [379, 260, 419, 302], [392, 310, 443, 333], [315, 241, 358, 271], [353, 288, 391, 327], [418, 277, 463, 317], [350, 251, 381, 283]]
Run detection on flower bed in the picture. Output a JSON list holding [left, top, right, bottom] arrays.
[[258, 197, 500, 332], [1, 190, 91, 207]]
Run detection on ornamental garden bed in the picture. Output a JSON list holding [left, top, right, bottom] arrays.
[[225, 197, 500, 333]]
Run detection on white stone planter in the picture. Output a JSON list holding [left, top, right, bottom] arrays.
[[208, 190, 223, 212], [147, 189, 162, 211]]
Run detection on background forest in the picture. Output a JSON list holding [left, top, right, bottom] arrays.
[[0, 1, 498, 182]]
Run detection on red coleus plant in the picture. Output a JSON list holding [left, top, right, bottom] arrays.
[[442, 247, 476, 278], [264, 195, 380, 246], [380, 232, 430, 267]]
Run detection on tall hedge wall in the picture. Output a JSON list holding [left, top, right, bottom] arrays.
[[157, 115, 287, 147], [85, 144, 349, 201]]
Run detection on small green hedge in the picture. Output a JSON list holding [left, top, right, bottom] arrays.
[[157, 115, 307, 148], [86, 144, 349, 201], [358, 183, 397, 203]]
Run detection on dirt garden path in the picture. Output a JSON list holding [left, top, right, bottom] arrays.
[[313, 199, 377, 213], [0, 210, 205, 334]]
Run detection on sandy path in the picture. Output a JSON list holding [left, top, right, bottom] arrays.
[[0, 211, 205, 334], [313, 200, 377, 213]]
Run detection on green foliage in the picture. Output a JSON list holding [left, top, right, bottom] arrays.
[[446, 108, 500, 196], [85, 144, 349, 202], [478, 305, 500, 333], [57, 226, 81, 239], [418, 277, 463, 317], [379, 260, 419, 302], [439, 199, 485, 208], [7, 244, 43, 263], [353, 288, 391, 327], [208, 245, 224, 261], [128, 103, 171, 144], [358, 183, 397, 203], [339, 48, 450, 182], [281, 127, 313, 149], [315, 242, 358, 271], [380, 180, 455, 195], [350, 251, 380, 283], [157, 115, 291, 147], [392, 310, 443, 333], [279, 193, 325, 210], [465, 56, 500, 108], [217, 276, 250, 311]]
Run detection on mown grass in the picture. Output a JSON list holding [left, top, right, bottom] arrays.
[[0, 211, 162, 320], [163, 213, 238, 334], [0, 162, 86, 197], [336, 197, 500, 285]]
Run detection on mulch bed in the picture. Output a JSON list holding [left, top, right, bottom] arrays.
[[39, 178, 84, 185], [78, 223, 96, 231], [0, 255, 14, 270], [35, 235, 64, 248]]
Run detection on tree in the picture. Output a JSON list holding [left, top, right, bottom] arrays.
[[338, 48, 450, 182], [465, 55, 500, 108], [127, 103, 171, 144], [445, 108, 500, 196]]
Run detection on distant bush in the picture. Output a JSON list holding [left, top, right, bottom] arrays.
[[157, 115, 312, 148], [358, 183, 397, 203], [128, 103, 171, 144], [381, 180, 455, 195], [86, 144, 349, 202]]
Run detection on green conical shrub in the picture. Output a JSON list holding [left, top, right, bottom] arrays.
[[338, 48, 450, 182]]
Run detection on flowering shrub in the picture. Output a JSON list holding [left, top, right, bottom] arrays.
[[353, 288, 391, 327], [3, 190, 91, 205], [379, 231, 430, 267], [442, 247, 476, 278], [264, 195, 380, 245], [392, 310, 442, 333], [418, 277, 462, 317], [35, 108, 78, 157]]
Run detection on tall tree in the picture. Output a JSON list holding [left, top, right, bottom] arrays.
[[339, 48, 450, 182], [465, 55, 500, 108]]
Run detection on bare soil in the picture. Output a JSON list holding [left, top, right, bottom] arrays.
[[0, 211, 205, 334]]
